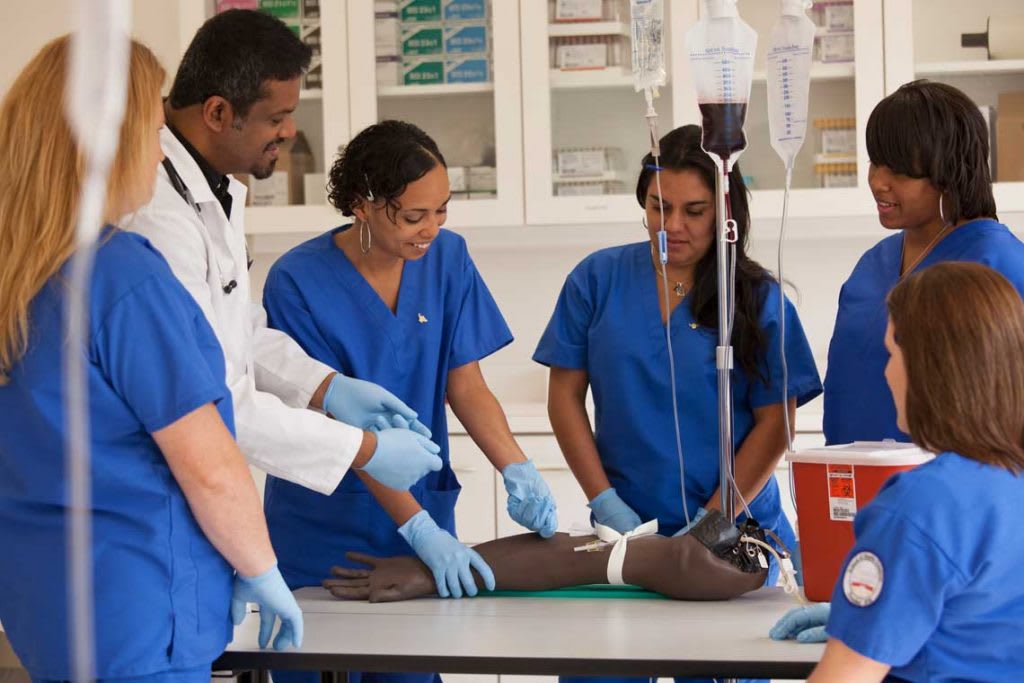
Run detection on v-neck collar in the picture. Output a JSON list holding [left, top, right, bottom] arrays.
[[635, 244, 700, 350], [327, 225, 411, 326], [890, 219, 993, 283]]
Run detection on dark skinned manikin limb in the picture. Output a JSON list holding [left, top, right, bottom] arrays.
[[324, 527, 766, 603]]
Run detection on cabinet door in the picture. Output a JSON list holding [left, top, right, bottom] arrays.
[[495, 435, 590, 537], [450, 435, 498, 545], [730, 0, 886, 221], [521, 1, 693, 225], [883, 0, 1024, 212], [179, 0, 351, 235], [347, 0, 524, 229]]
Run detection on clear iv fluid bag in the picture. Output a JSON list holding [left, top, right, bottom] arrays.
[[686, 0, 757, 167], [630, 0, 667, 93], [766, 0, 816, 169]]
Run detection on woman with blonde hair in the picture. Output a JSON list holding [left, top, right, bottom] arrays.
[[0, 36, 301, 682], [773, 262, 1024, 682]]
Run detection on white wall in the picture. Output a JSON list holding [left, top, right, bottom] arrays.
[[0, 1, 182, 97]]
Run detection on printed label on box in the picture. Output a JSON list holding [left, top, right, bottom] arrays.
[[259, 0, 301, 19], [556, 43, 608, 70], [557, 149, 606, 177], [402, 25, 444, 55], [555, 0, 603, 21], [445, 57, 489, 83], [400, 0, 442, 22], [827, 463, 857, 521], [444, 24, 488, 54], [403, 59, 445, 85], [444, 0, 487, 21]]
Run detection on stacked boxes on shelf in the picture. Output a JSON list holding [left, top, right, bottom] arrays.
[[813, 118, 857, 188], [811, 0, 854, 64], [552, 147, 624, 196], [216, 0, 322, 90], [376, 0, 492, 88], [549, 0, 629, 71], [447, 165, 497, 200], [548, 0, 627, 23]]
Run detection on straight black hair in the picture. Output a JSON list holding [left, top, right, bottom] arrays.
[[866, 79, 997, 224], [169, 9, 312, 117], [328, 120, 446, 223], [636, 125, 772, 383]]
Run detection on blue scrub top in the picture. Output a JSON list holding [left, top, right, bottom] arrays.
[[0, 229, 234, 679], [533, 242, 822, 538], [827, 452, 1024, 682], [262, 226, 513, 587], [823, 219, 1024, 445]]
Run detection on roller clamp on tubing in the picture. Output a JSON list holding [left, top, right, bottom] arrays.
[[716, 346, 734, 370]]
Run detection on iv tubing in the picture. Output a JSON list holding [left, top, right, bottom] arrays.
[[646, 91, 692, 529]]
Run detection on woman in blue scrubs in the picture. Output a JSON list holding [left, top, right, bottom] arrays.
[[824, 80, 1024, 445], [0, 38, 301, 682], [534, 124, 820, 683], [773, 262, 1024, 682], [262, 120, 557, 683]]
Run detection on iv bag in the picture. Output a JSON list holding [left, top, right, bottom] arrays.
[[685, 0, 757, 169], [630, 0, 667, 93], [766, 0, 816, 170]]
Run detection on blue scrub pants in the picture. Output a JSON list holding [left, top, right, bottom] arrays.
[[34, 665, 211, 683], [272, 671, 442, 683]]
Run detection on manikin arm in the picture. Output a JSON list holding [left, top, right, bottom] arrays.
[[324, 527, 764, 603]]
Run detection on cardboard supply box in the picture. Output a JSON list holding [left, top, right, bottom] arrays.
[[249, 131, 314, 206], [259, 0, 301, 20], [997, 92, 1024, 182]]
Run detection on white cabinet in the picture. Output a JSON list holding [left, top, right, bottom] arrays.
[[347, 0, 525, 229], [882, 0, 1024, 212], [177, 1, 982, 233], [450, 435, 499, 545], [178, 0, 352, 235]]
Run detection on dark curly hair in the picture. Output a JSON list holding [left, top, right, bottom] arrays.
[[636, 124, 772, 383], [328, 120, 447, 223]]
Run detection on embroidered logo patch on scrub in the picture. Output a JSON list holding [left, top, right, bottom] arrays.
[[843, 551, 884, 607]]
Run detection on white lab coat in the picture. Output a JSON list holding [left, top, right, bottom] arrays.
[[124, 127, 359, 495]]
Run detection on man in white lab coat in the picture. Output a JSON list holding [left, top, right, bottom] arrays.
[[126, 9, 441, 496]]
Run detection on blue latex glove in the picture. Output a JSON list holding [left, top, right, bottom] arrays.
[[588, 487, 642, 534], [502, 460, 558, 538], [230, 563, 303, 650], [324, 373, 431, 437], [769, 603, 831, 643], [357, 428, 442, 490], [672, 506, 708, 537], [398, 510, 496, 598]]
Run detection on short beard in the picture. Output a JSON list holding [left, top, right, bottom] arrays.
[[250, 159, 278, 180]]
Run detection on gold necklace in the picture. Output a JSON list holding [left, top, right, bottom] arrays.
[[900, 223, 951, 277], [652, 257, 690, 298]]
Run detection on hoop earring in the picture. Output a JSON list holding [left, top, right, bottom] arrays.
[[359, 219, 372, 254], [938, 192, 950, 227]]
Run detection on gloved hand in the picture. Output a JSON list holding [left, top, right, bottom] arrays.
[[324, 373, 431, 437], [769, 603, 831, 643], [502, 460, 558, 538], [230, 563, 303, 650], [368, 413, 425, 436], [588, 487, 642, 534], [398, 510, 496, 598], [358, 428, 442, 490], [672, 506, 708, 537]]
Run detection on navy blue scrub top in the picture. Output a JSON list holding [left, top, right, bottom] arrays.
[[0, 229, 234, 679]]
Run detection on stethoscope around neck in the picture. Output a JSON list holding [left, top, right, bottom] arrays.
[[162, 157, 242, 295]]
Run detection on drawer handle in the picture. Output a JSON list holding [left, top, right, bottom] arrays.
[[535, 464, 569, 472], [451, 467, 478, 474]]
